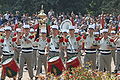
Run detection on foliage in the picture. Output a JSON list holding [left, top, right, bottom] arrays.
[[0, 0, 119, 15], [47, 67, 120, 80]]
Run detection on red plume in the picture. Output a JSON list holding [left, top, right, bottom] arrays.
[[12, 38, 17, 42], [98, 37, 102, 40], [35, 38, 39, 42], [95, 38, 99, 41], [59, 37, 64, 43], [64, 38, 69, 42], [76, 37, 81, 41], [47, 38, 51, 43], [110, 39, 114, 42], [32, 35, 34, 38], [14, 32, 17, 36], [20, 36, 22, 39], [0, 39, 4, 43], [29, 35, 34, 39], [82, 35, 86, 39]]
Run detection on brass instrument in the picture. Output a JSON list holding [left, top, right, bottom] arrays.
[[38, 5, 47, 29]]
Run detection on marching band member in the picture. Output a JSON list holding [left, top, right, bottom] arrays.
[[0, 26, 17, 80], [30, 28, 38, 70], [35, 29, 49, 79], [93, 32, 101, 69], [60, 29, 68, 60], [114, 32, 120, 73], [14, 28, 22, 63], [99, 29, 116, 72], [49, 25, 62, 57], [65, 26, 81, 59], [110, 31, 116, 64], [17, 25, 34, 80], [84, 25, 100, 70], [109, 31, 116, 72], [0, 28, 4, 58]]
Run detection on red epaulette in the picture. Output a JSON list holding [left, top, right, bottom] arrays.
[[76, 36, 81, 41]]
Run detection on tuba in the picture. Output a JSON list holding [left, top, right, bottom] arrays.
[[60, 19, 72, 31]]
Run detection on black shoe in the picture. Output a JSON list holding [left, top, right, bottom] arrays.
[[35, 77, 38, 80], [18, 78, 21, 80], [96, 66, 98, 69], [114, 70, 118, 73], [30, 77, 34, 80], [34, 66, 37, 70], [40, 69, 42, 73]]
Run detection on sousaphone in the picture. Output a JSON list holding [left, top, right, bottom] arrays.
[[60, 19, 72, 31]]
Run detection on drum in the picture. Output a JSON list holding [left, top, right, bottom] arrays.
[[48, 56, 65, 76], [2, 58, 20, 78], [66, 56, 80, 69]]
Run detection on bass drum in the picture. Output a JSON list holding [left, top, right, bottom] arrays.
[[60, 19, 72, 31], [2, 58, 20, 78], [48, 56, 65, 76], [66, 56, 81, 69]]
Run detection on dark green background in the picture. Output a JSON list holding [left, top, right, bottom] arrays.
[[0, 0, 119, 15]]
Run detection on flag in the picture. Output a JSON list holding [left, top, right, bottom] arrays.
[[46, 19, 51, 37], [70, 18, 75, 26], [34, 26, 39, 41], [14, 19, 18, 30], [100, 14, 105, 29]]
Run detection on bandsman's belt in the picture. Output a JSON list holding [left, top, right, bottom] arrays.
[[99, 50, 111, 51], [17, 48, 21, 49], [17, 45, 21, 49], [39, 50, 45, 52], [67, 49, 77, 54], [39, 50, 45, 53], [22, 47, 33, 53], [50, 51, 58, 53], [67, 49, 77, 51], [85, 49, 96, 51], [3, 51, 14, 56], [33, 49, 38, 50], [101, 53, 111, 55], [3, 51, 9, 53], [99, 50, 111, 54], [55, 47, 59, 49], [117, 50, 120, 51], [3, 54, 14, 56], [117, 47, 120, 51], [22, 51, 33, 53], [67, 49, 77, 52], [39, 53, 45, 55], [50, 47, 59, 49], [85, 49, 96, 54], [85, 52, 96, 54], [33, 46, 38, 47], [22, 47, 33, 50], [39, 50, 45, 55], [17, 45, 21, 46], [67, 52, 78, 54]]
